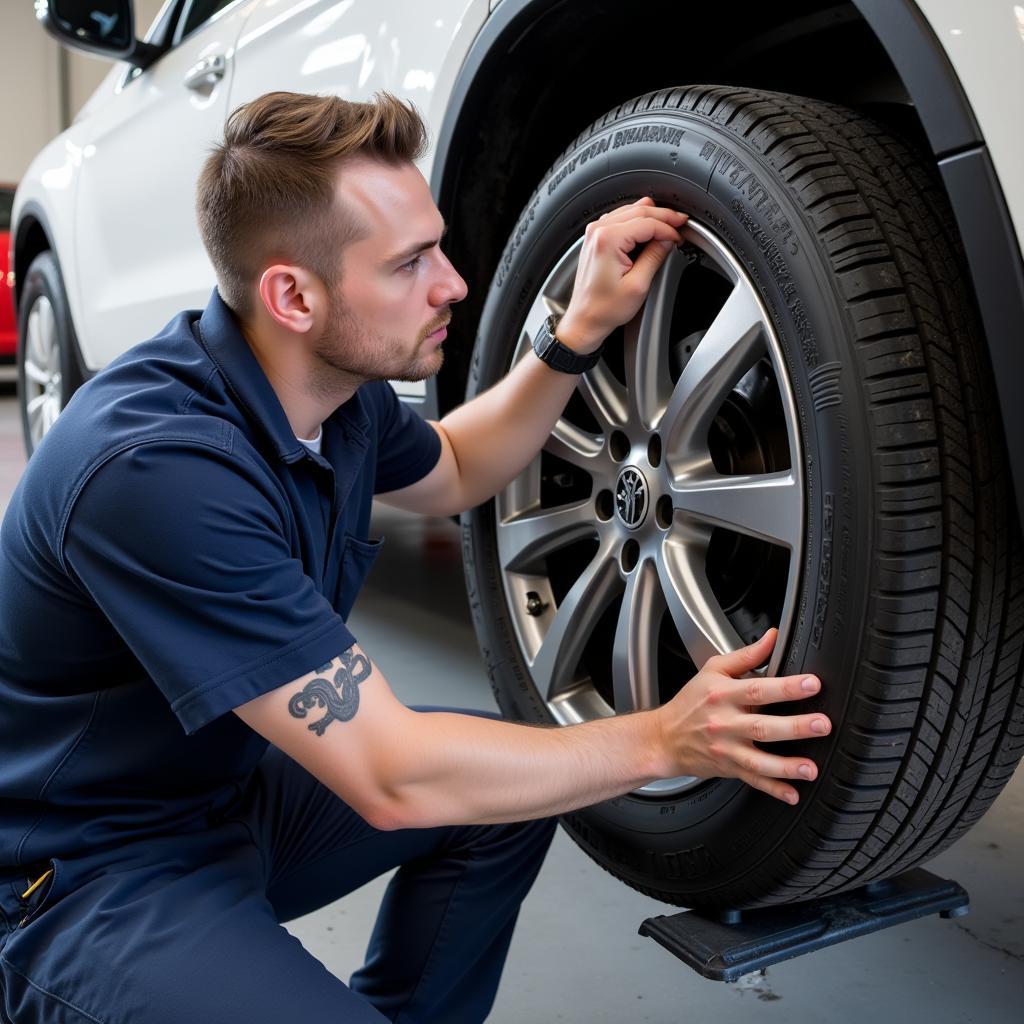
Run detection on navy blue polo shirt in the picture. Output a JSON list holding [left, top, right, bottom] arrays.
[[0, 288, 440, 875]]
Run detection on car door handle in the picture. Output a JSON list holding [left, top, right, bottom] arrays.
[[183, 54, 227, 92]]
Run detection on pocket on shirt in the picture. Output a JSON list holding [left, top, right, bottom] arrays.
[[334, 534, 384, 620]]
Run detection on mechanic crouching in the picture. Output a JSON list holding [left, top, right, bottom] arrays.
[[0, 91, 831, 1023]]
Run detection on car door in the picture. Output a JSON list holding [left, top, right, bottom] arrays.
[[72, 0, 261, 366]]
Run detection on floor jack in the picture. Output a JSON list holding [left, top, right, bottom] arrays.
[[639, 868, 969, 982]]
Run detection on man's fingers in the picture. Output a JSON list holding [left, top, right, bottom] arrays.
[[735, 769, 801, 806], [739, 672, 825, 707], [630, 238, 675, 282], [744, 711, 831, 744], [598, 216, 684, 255], [597, 203, 687, 230], [733, 744, 818, 797], [705, 628, 777, 676], [587, 216, 684, 250]]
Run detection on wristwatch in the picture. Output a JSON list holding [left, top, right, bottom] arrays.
[[531, 315, 603, 374]]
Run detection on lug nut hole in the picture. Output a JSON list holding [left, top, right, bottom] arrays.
[[595, 489, 614, 521], [655, 495, 673, 529], [609, 430, 631, 462], [620, 539, 640, 573], [648, 433, 662, 468]]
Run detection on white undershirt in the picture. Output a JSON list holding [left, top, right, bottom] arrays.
[[297, 427, 323, 455]]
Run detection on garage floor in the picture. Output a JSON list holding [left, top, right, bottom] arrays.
[[1, 387, 1021, 1022]]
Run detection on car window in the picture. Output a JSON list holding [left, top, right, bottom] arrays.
[[0, 190, 14, 232], [174, 0, 241, 44]]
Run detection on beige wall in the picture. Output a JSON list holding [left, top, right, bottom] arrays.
[[0, 0, 165, 185]]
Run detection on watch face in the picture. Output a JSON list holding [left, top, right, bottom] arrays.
[[534, 328, 549, 356]]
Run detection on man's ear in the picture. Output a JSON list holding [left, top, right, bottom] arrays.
[[257, 265, 326, 335]]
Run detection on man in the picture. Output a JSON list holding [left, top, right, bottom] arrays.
[[0, 92, 830, 1022]]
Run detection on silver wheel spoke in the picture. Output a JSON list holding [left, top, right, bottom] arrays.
[[661, 282, 765, 464], [672, 470, 801, 550], [577, 361, 628, 429], [657, 530, 743, 669], [498, 498, 597, 573], [611, 557, 662, 712], [625, 249, 685, 430], [27, 394, 47, 445], [543, 418, 609, 476], [44, 397, 59, 434], [23, 359, 49, 386], [530, 544, 621, 701]]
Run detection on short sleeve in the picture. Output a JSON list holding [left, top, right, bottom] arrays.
[[62, 441, 356, 735], [370, 382, 442, 494]]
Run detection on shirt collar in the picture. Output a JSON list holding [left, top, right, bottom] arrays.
[[193, 288, 369, 463]]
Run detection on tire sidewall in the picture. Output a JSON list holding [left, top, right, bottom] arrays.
[[463, 104, 875, 899], [17, 251, 83, 456]]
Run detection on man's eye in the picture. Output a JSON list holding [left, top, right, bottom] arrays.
[[400, 255, 423, 273]]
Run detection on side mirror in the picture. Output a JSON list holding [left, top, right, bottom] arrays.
[[35, 0, 159, 69]]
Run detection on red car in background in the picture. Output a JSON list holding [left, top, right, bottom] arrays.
[[0, 185, 16, 364]]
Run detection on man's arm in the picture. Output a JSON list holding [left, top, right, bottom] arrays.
[[234, 629, 831, 829], [376, 199, 687, 517]]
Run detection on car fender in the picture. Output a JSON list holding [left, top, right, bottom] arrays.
[[11, 124, 95, 363]]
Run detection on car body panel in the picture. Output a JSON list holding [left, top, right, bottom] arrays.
[[913, 0, 1024, 255], [70, 0, 258, 367]]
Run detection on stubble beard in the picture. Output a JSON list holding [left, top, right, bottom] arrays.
[[310, 296, 445, 399]]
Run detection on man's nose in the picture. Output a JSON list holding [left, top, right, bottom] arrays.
[[431, 252, 468, 307]]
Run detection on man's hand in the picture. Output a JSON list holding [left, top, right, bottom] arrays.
[[557, 196, 688, 353], [653, 629, 832, 805]]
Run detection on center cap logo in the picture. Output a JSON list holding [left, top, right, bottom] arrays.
[[615, 468, 649, 529]]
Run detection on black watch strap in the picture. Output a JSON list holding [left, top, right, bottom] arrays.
[[532, 315, 602, 374]]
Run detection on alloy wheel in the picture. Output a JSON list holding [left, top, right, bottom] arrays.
[[22, 295, 64, 448], [495, 222, 805, 795]]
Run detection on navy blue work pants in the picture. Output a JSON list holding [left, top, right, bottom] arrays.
[[0, 708, 558, 1023]]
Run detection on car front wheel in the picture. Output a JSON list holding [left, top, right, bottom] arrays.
[[461, 86, 1024, 908]]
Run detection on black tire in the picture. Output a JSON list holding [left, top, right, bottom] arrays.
[[16, 250, 85, 457], [461, 86, 1024, 908]]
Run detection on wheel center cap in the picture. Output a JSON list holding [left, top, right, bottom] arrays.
[[615, 467, 649, 529]]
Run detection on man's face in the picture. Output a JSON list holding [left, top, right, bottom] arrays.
[[312, 157, 468, 389]]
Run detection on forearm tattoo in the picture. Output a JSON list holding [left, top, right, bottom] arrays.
[[288, 649, 372, 735]]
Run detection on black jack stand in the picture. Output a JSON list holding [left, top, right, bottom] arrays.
[[638, 867, 969, 982]]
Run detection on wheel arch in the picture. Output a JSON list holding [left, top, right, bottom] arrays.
[[431, 0, 1024, 523], [12, 202, 55, 324], [12, 202, 90, 382]]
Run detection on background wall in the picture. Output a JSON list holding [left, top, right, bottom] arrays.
[[0, 0, 165, 185]]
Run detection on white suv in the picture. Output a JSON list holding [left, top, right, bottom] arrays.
[[13, 0, 1024, 911]]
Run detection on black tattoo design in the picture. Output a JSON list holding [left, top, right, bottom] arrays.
[[288, 650, 372, 735]]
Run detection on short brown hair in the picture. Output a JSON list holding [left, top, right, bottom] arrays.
[[196, 91, 427, 319]]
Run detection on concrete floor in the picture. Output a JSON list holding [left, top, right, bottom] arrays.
[[1, 386, 1021, 1022]]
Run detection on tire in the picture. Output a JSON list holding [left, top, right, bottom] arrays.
[[461, 86, 1024, 908], [17, 250, 85, 457]]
